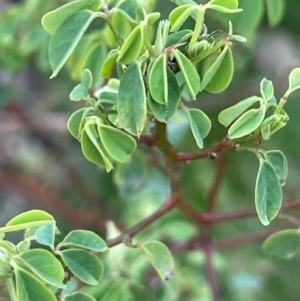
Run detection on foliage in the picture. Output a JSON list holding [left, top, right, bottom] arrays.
[[1, 0, 300, 300]]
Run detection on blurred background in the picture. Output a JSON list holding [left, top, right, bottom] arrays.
[[1, 0, 300, 300]]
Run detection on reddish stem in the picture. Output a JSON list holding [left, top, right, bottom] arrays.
[[206, 151, 227, 212], [106, 196, 176, 247], [204, 242, 220, 301]]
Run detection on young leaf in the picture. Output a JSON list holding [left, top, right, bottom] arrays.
[[41, 0, 100, 35], [169, 5, 195, 32], [16, 268, 57, 301], [63, 292, 97, 301], [118, 63, 147, 137], [218, 96, 260, 127], [117, 25, 144, 65], [17, 249, 65, 288], [255, 160, 282, 226], [260, 115, 282, 140], [148, 67, 181, 122], [200, 46, 233, 93], [165, 29, 193, 47], [260, 78, 274, 103], [265, 0, 285, 27], [81, 123, 114, 172], [49, 10, 96, 78], [101, 49, 119, 78], [185, 108, 211, 148], [262, 229, 300, 259], [6, 210, 54, 226], [69, 69, 93, 101], [228, 107, 265, 139], [98, 124, 137, 163], [0, 210, 55, 233], [173, 49, 200, 99], [205, 47, 234, 93], [81, 44, 107, 87], [67, 108, 86, 138], [264, 150, 288, 183], [209, 0, 239, 9], [207, 0, 242, 13], [59, 249, 103, 285], [34, 224, 56, 249], [149, 54, 168, 104], [288, 67, 300, 94], [147, 12, 161, 25], [140, 241, 175, 281], [61, 230, 108, 252]]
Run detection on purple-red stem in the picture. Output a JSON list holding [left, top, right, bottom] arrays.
[[106, 196, 176, 247]]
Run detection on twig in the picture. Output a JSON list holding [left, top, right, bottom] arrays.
[[203, 242, 220, 301], [0, 172, 104, 229], [106, 196, 176, 247], [177, 138, 234, 162], [206, 151, 227, 212]]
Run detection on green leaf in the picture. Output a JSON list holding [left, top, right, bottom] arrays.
[[228, 107, 265, 139], [262, 229, 300, 258], [255, 160, 282, 226], [140, 241, 175, 281], [208, 0, 242, 13], [169, 5, 195, 32], [117, 25, 144, 65], [260, 78, 274, 102], [288, 68, 300, 94], [34, 224, 56, 249], [218, 96, 260, 127], [209, 0, 239, 9], [81, 122, 114, 172], [118, 63, 147, 137], [63, 292, 97, 301], [67, 108, 86, 138], [61, 230, 108, 252], [185, 108, 211, 148], [165, 29, 193, 47], [59, 249, 103, 285], [99, 92, 118, 104], [70, 69, 93, 101], [49, 10, 96, 78], [260, 115, 286, 140], [148, 67, 181, 122], [81, 44, 107, 87], [42, 0, 100, 35], [101, 49, 119, 78], [0, 240, 17, 254], [265, 0, 285, 27], [117, 0, 138, 20], [17, 240, 31, 253], [173, 49, 200, 99], [0, 210, 55, 233], [147, 12, 161, 25], [264, 150, 288, 184], [149, 54, 168, 104], [17, 249, 65, 288], [98, 124, 137, 162], [16, 268, 57, 301], [200, 46, 232, 92]]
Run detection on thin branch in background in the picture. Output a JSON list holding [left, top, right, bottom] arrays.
[[214, 229, 279, 249], [203, 242, 220, 301], [0, 172, 105, 229], [206, 151, 227, 212], [5, 104, 103, 210], [106, 196, 176, 247]]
